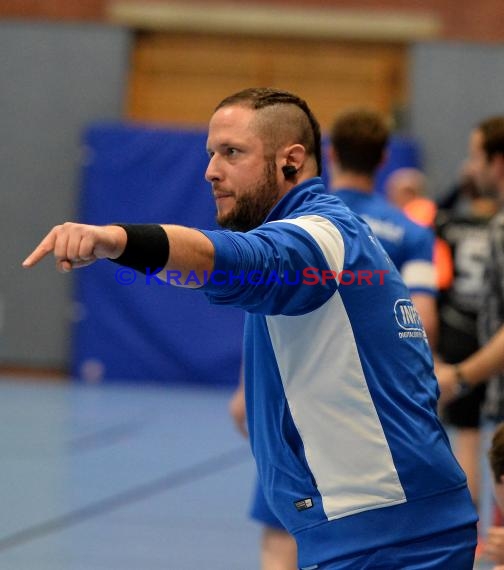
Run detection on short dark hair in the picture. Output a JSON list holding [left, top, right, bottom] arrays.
[[330, 109, 389, 176], [215, 87, 322, 176], [478, 116, 504, 161], [489, 422, 504, 484]]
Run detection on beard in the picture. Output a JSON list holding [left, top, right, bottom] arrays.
[[217, 159, 281, 232]]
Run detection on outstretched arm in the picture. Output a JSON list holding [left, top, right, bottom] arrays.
[[22, 222, 215, 287], [22, 223, 127, 272], [436, 324, 504, 402]]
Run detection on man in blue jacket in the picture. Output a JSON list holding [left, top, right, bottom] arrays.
[[23, 87, 477, 569], [233, 107, 442, 570]]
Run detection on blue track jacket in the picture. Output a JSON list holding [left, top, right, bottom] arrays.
[[335, 188, 437, 296], [200, 177, 477, 567]]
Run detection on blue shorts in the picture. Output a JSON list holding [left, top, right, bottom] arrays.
[[301, 524, 477, 570], [249, 477, 285, 530]]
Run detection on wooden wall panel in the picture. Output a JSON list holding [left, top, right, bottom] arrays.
[[126, 33, 408, 130]]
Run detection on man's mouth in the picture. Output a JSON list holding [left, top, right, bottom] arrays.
[[213, 191, 234, 201]]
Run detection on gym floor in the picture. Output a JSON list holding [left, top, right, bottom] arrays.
[[0, 377, 260, 569], [0, 376, 496, 569]]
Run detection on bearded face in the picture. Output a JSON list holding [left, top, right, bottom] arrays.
[[206, 105, 286, 232], [217, 158, 281, 232]]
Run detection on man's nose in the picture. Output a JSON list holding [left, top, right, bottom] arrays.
[[205, 155, 221, 182]]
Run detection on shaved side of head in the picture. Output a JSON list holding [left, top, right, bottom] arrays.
[[215, 87, 321, 175]]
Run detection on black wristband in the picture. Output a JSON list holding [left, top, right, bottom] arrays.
[[454, 365, 472, 397], [110, 224, 169, 275]]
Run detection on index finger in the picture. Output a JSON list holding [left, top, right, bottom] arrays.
[[22, 230, 57, 268]]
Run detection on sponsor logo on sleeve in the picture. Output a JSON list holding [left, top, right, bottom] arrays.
[[394, 299, 427, 339]]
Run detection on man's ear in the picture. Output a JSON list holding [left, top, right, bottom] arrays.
[[494, 153, 504, 178], [283, 143, 306, 171], [328, 146, 338, 165], [326, 146, 341, 179], [499, 474, 504, 484]]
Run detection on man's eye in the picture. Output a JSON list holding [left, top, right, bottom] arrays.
[[227, 148, 239, 156], [207, 151, 215, 158]]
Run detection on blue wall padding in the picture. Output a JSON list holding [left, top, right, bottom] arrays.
[[73, 123, 244, 386]]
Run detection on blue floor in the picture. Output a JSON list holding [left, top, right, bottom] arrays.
[[0, 377, 260, 570], [0, 376, 498, 569]]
